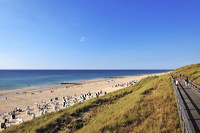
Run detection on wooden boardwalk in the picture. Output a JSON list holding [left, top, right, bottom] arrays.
[[177, 79, 200, 133]]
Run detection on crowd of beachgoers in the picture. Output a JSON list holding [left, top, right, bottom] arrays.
[[1, 90, 109, 129], [0, 73, 167, 130]]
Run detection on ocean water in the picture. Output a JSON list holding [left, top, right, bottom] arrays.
[[0, 70, 171, 91]]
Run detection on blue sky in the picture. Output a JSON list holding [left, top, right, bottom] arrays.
[[0, 0, 199, 69]]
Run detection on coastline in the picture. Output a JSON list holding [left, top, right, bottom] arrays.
[[0, 78, 108, 98], [0, 71, 170, 129], [0, 72, 169, 98]]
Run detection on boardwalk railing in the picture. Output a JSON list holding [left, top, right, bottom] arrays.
[[182, 75, 200, 90], [189, 80, 200, 90], [171, 77, 192, 133]]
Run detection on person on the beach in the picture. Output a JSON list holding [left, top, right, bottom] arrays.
[[63, 97, 66, 107], [175, 80, 179, 87], [184, 77, 189, 86], [96, 93, 99, 98]]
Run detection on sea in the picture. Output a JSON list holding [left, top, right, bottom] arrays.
[[0, 70, 171, 92]]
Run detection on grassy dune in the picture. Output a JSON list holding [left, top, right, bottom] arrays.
[[4, 63, 200, 133], [76, 75, 180, 133]]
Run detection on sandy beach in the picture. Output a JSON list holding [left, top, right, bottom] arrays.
[[0, 72, 169, 129]]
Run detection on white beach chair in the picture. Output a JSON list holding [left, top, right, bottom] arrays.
[[53, 105, 57, 110], [65, 103, 69, 108], [26, 110, 30, 115], [31, 113, 35, 119], [17, 118, 23, 123], [51, 102, 55, 106], [34, 103, 38, 107], [43, 109, 48, 114], [39, 111, 43, 116]]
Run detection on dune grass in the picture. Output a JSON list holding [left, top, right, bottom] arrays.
[[75, 75, 180, 133]]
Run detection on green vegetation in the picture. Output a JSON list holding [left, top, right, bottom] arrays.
[[171, 63, 200, 84], [4, 63, 200, 133], [76, 75, 180, 133]]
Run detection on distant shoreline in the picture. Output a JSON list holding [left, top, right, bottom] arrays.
[[0, 70, 172, 92], [0, 71, 171, 98]]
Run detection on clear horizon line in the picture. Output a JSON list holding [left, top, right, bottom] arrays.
[[0, 69, 174, 70]]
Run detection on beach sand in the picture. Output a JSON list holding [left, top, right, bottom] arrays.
[[0, 72, 169, 129]]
